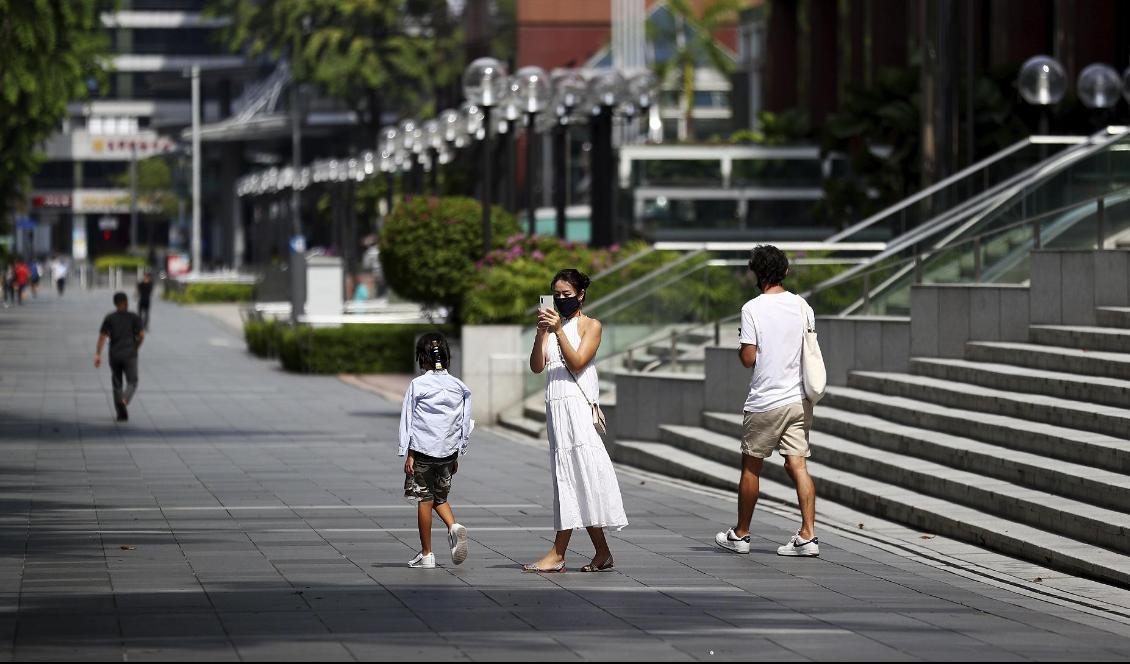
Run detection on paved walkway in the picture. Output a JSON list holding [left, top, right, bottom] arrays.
[[1, 290, 1129, 661]]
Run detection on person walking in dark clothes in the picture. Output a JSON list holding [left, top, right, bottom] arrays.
[[95, 292, 145, 422], [136, 272, 154, 329]]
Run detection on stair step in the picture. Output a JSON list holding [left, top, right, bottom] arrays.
[[697, 413, 1130, 552], [1097, 306, 1130, 329], [617, 434, 1130, 587], [848, 371, 1130, 440], [523, 403, 547, 424], [821, 386, 1130, 474], [1030, 324, 1130, 353], [497, 412, 546, 439], [965, 340, 1130, 380], [910, 357, 1130, 409], [813, 406, 1130, 513]]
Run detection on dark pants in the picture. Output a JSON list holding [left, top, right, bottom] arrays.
[[138, 302, 150, 329], [56, 278, 65, 296], [109, 357, 139, 406]]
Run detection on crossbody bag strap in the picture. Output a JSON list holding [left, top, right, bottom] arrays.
[[562, 362, 596, 406]]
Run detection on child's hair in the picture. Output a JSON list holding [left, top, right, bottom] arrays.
[[416, 332, 450, 371]]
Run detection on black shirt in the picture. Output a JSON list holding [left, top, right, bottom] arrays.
[[100, 310, 143, 361], [137, 281, 153, 305]]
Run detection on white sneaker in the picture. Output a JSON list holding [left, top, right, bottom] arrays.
[[408, 552, 436, 568], [448, 523, 469, 565], [714, 528, 751, 554], [777, 532, 820, 557]]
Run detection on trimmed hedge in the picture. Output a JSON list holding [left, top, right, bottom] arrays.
[[164, 282, 255, 303], [94, 254, 148, 270], [258, 322, 454, 374]]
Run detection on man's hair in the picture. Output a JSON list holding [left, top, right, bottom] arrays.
[[416, 332, 450, 370], [113, 292, 128, 306], [747, 245, 789, 289]]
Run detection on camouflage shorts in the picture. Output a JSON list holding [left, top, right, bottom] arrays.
[[403, 452, 457, 505]]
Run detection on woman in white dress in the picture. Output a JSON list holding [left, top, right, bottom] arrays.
[[524, 269, 628, 573]]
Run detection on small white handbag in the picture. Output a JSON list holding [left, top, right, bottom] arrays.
[[800, 301, 827, 404]]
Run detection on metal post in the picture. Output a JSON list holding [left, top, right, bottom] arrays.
[[627, 348, 634, 372], [526, 112, 538, 236], [862, 271, 871, 312], [481, 105, 494, 253], [1032, 220, 1041, 249], [973, 236, 982, 282], [129, 144, 138, 250], [714, 320, 721, 346], [429, 148, 439, 196], [553, 120, 568, 239], [190, 65, 202, 275], [913, 247, 922, 284], [1097, 197, 1106, 249], [670, 329, 678, 372]]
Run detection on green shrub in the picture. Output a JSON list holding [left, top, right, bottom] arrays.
[[244, 318, 285, 358], [277, 323, 456, 374], [378, 196, 520, 322], [462, 236, 680, 324], [164, 282, 254, 303], [94, 254, 147, 270]]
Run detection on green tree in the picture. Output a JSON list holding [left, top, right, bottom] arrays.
[[650, 0, 740, 141], [378, 196, 519, 324], [0, 0, 108, 221], [210, 0, 463, 147], [113, 158, 179, 221]]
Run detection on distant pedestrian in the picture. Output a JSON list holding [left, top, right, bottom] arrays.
[[398, 332, 473, 569], [94, 292, 145, 422], [715, 245, 820, 558], [29, 257, 42, 298], [2, 263, 14, 307], [136, 272, 154, 329], [51, 256, 68, 296], [526, 268, 627, 573], [13, 259, 29, 305]]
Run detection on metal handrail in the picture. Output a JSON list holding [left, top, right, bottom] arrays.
[[809, 127, 1129, 298], [824, 135, 1087, 244]]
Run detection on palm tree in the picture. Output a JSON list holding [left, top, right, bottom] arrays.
[[650, 0, 741, 141]]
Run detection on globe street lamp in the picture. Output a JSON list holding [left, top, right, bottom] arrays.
[[512, 66, 552, 235], [552, 70, 587, 239], [628, 70, 660, 143], [463, 57, 509, 253], [588, 70, 627, 247], [1017, 56, 1067, 135], [1077, 63, 1122, 110]]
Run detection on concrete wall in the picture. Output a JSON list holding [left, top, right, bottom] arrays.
[[614, 371, 704, 441], [819, 315, 912, 385], [1031, 250, 1130, 326], [460, 325, 528, 423], [910, 284, 1029, 358], [703, 346, 750, 413]]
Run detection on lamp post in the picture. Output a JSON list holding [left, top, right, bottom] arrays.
[[423, 119, 442, 195], [511, 66, 552, 236], [587, 70, 627, 248], [552, 70, 587, 239], [627, 70, 659, 144], [463, 57, 508, 253], [399, 119, 419, 195], [379, 126, 398, 214]]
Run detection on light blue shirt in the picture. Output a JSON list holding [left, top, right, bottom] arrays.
[[398, 370, 473, 458]]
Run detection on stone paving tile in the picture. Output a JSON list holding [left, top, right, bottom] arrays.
[[3, 291, 1130, 660]]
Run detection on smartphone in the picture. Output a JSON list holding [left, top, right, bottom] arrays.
[[539, 295, 555, 312]]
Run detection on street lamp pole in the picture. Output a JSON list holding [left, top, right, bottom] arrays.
[[190, 65, 202, 275], [463, 57, 508, 254], [552, 71, 586, 240]]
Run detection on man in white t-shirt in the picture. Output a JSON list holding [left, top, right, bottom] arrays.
[[715, 245, 819, 558]]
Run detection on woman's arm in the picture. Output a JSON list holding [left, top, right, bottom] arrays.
[[555, 317, 602, 372], [530, 327, 550, 374]]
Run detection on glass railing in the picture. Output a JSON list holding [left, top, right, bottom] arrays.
[[826, 136, 1090, 244]]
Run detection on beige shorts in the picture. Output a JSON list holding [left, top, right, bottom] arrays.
[[741, 400, 813, 459]]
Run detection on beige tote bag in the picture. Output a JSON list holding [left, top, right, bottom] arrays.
[[800, 301, 827, 404]]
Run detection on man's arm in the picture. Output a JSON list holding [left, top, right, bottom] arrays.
[[94, 333, 108, 368], [739, 343, 757, 369]]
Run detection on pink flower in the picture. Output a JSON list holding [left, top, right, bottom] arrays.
[[532, 250, 545, 261]]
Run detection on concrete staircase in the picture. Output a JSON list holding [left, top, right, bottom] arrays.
[[611, 249, 1130, 588]]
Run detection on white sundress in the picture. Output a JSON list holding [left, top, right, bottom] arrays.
[[544, 317, 629, 532]]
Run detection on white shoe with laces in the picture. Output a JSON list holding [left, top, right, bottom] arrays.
[[448, 523, 468, 565], [777, 532, 820, 557], [408, 552, 436, 568], [714, 528, 751, 554]]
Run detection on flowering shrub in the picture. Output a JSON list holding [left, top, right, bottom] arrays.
[[462, 235, 674, 324]]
